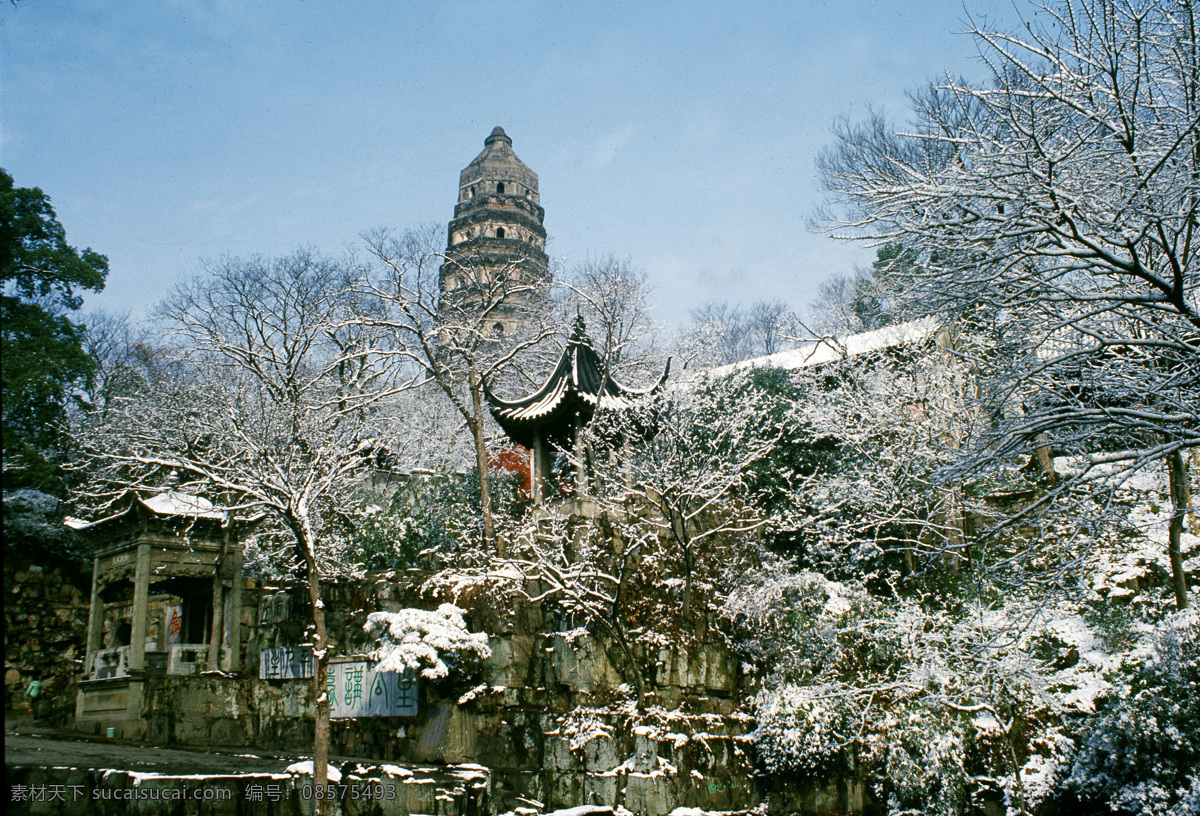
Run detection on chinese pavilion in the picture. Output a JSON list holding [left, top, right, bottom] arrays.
[[68, 490, 263, 738], [484, 316, 670, 504]]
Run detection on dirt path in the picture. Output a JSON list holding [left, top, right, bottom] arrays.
[[5, 715, 299, 776]]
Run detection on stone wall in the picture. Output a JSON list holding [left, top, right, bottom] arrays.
[[131, 572, 763, 815], [4, 556, 91, 723], [6, 564, 871, 814], [135, 672, 759, 815]]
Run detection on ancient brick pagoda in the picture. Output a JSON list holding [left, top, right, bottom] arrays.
[[440, 126, 551, 336], [67, 490, 263, 737], [484, 315, 670, 504]]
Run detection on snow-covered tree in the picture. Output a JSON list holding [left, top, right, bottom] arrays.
[[1068, 609, 1200, 816], [74, 249, 407, 806], [678, 300, 797, 368], [818, 0, 1200, 608], [366, 603, 491, 680], [715, 326, 1193, 816], [782, 339, 977, 583], [562, 255, 660, 385], [754, 593, 1072, 815], [511, 375, 791, 706], [360, 225, 556, 552], [79, 311, 171, 424], [351, 466, 525, 573]]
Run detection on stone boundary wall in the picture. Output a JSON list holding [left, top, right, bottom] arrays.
[[135, 673, 759, 815], [10, 566, 873, 814], [128, 568, 764, 815]]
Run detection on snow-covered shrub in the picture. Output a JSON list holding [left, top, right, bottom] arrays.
[[4, 488, 87, 563], [365, 603, 491, 679], [722, 563, 893, 682], [755, 682, 860, 777], [1067, 610, 1200, 816], [883, 705, 969, 816], [742, 576, 1079, 816], [1082, 597, 1141, 653]]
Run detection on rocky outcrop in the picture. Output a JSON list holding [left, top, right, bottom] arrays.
[[4, 557, 91, 724]]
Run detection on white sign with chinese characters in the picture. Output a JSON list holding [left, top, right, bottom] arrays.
[[327, 661, 418, 718]]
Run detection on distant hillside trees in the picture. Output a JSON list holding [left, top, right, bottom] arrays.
[[680, 299, 796, 367], [809, 243, 910, 336]]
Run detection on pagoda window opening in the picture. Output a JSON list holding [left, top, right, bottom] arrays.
[[496, 227, 506, 238], [497, 182, 506, 194]]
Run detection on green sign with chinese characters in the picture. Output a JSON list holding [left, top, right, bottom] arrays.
[[327, 661, 418, 718]]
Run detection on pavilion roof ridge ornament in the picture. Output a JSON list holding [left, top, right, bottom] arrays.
[[483, 316, 670, 450]]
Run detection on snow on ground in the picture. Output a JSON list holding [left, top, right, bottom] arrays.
[[102, 769, 291, 785]]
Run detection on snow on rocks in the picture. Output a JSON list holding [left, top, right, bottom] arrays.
[[285, 760, 342, 782]]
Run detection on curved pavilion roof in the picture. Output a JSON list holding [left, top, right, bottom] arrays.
[[484, 316, 670, 449], [65, 490, 266, 539]]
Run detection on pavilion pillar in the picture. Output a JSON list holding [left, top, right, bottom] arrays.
[[531, 431, 548, 506], [128, 542, 151, 672], [574, 419, 588, 495], [208, 573, 225, 669], [227, 546, 244, 671], [85, 556, 104, 674]]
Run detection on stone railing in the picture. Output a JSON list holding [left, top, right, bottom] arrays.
[[166, 644, 230, 675], [88, 647, 129, 680]]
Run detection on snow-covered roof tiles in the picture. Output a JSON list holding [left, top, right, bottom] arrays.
[[65, 490, 259, 533], [706, 316, 942, 379]]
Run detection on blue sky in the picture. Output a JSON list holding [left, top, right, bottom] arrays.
[[1, 0, 1019, 328]]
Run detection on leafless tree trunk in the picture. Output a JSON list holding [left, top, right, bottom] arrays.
[[1168, 449, 1191, 609], [468, 371, 496, 548], [360, 226, 556, 554]]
